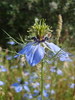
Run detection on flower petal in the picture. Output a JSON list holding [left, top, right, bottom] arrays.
[[45, 42, 61, 53], [23, 85, 30, 92], [14, 42, 35, 58], [26, 44, 45, 66], [45, 41, 72, 62], [15, 85, 23, 92], [43, 90, 49, 97], [0, 81, 5, 86], [11, 83, 20, 87]]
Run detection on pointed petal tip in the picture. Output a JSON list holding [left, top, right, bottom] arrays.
[[60, 57, 72, 62], [45, 41, 72, 62], [14, 55, 18, 58]]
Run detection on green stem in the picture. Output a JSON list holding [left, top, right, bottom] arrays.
[[41, 61, 44, 100]]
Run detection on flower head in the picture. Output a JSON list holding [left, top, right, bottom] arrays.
[[15, 35, 72, 66], [23, 93, 33, 99], [0, 65, 7, 72], [14, 19, 71, 66], [11, 79, 30, 92]]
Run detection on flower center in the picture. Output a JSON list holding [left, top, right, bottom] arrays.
[[31, 35, 49, 43]]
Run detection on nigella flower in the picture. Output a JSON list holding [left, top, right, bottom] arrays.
[[43, 90, 49, 97], [11, 79, 30, 92], [37, 90, 49, 100], [0, 81, 5, 86], [0, 65, 7, 72], [15, 36, 72, 66], [32, 89, 40, 96], [23, 93, 33, 99]]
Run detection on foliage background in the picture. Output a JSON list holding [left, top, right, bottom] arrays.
[[0, 0, 75, 47]]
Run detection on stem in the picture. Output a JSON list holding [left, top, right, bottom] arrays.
[[41, 61, 44, 100], [55, 64, 58, 100]]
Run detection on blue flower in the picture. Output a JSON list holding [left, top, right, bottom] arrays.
[[43, 90, 49, 97], [11, 79, 30, 93], [69, 83, 75, 88], [45, 84, 50, 89], [33, 89, 40, 96], [7, 41, 15, 45], [23, 93, 33, 99], [0, 81, 5, 86], [15, 37, 71, 66], [50, 90, 55, 94], [50, 66, 56, 72], [37, 96, 42, 100], [50, 66, 63, 75], [0, 65, 7, 72], [57, 69, 63, 75], [6, 55, 12, 60]]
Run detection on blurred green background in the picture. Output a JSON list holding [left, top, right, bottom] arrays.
[[0, 0, 75, 47]]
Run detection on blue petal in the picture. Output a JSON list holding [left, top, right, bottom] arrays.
[[0, 65, 8, 72], [6, 55, 12, 60], [24, 93, 33, 99], [33, 90, 39, 96], [69, 83, 75, 88], [0, 68, 7, 72], [43, 90, 49, 97], [45, 41, 72, 62], [28, 94, 33, 99], [50, 66, 56, 72], [59, 53, 72, 61], [0, 81, 5, 86], [50, 90, 55, 94], [15, 85, 23, 92], [24, 81, 29, 85], [57, 69, 63, 75], [23, 85, 30, 92], [26, 44, 45, 66], [0, 65, 4, 68], [14, 42, 35, 58], [11, 83, 20, 87], [7, 41, 15, 45], [45, 42, 62, 53], [45, 84, 50, 89], [37, 96, 42, 100], [34, 90, 39, 94]]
